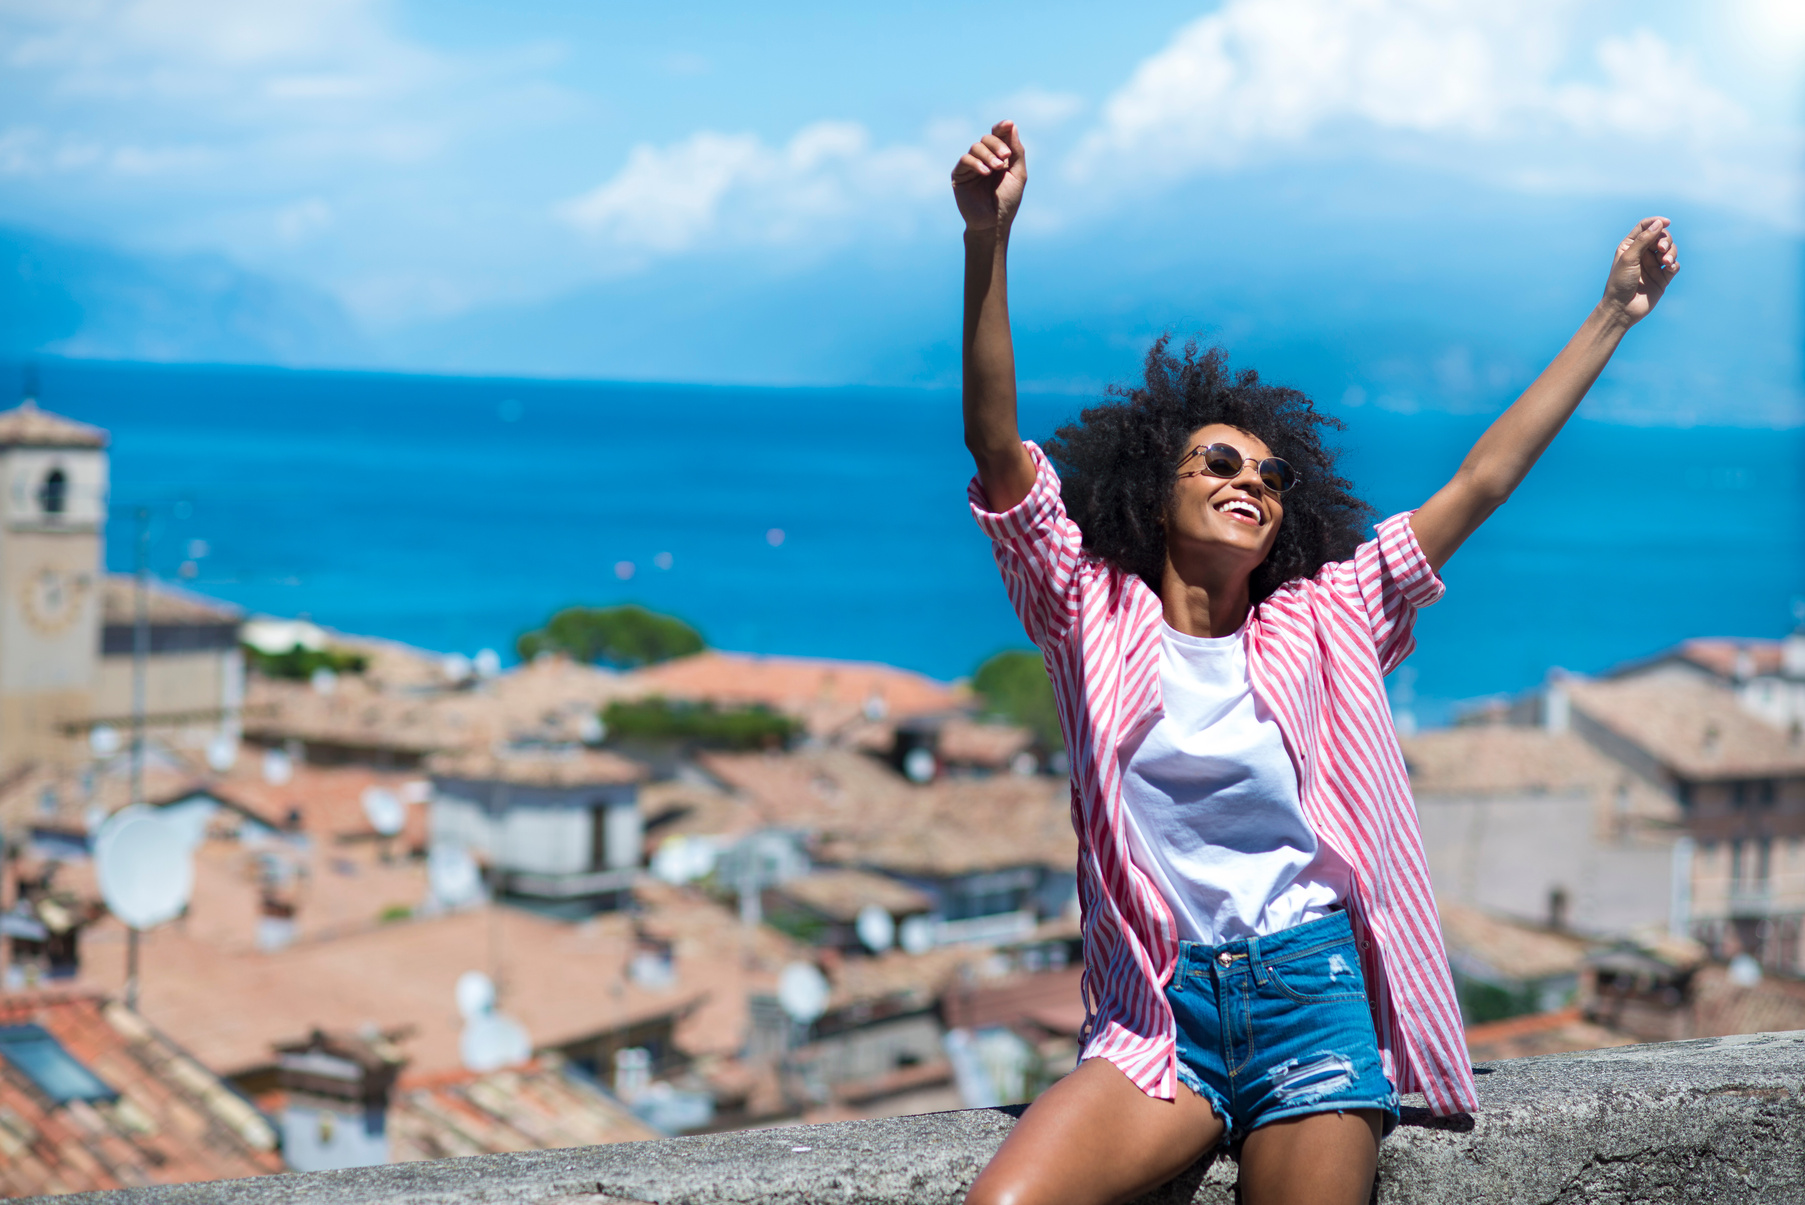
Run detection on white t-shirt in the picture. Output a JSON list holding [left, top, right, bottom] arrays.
[[1119, 620, 1350, 946]]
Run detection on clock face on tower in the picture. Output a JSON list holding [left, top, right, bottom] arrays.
[[21, 566, 89, 635]]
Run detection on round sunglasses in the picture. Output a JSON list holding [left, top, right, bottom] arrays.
[[1176, 443, 1300, 494]]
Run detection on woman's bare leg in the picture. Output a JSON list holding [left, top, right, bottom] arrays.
[[964, 1058, 1224, 1205], [1237, 1110, 1382, 1205]]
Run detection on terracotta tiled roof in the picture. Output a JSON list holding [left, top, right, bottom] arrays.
[[771, 869, 933, 922], [1567, 676, 1805, 780], [941, 966, 1087, 1037], [0, 993, 280, 1197], [1672, 638, 1786, 681], [624, 652, 964, 736], [100, 577, 240, 627], [182, 761, 431, 847], [1398, 724, 1681, 832], [0, 402, 107, 449], [426, 746, 646, 788], [389, 1058, 657, 1160], [933, 719, 1034, 769], [242, 676, 453, 757], [65, 903, 703, 1079], [699, 749, 1077, 877], [1439, 900, 1593, 983]]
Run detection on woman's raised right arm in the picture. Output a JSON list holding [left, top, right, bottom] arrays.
[[954, 120, 1035, 512]]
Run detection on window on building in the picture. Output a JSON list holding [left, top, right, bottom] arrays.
[[0, 1024, 117, 1104], [35, 469, 66, 516], [1758, 838, 1773, 883], [1730, 839, 1745, 886]]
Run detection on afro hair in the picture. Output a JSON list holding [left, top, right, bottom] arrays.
[[1044, 336, 1373, 603]]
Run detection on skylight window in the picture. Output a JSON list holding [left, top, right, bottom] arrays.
[[0, 1024, 117, 1104]]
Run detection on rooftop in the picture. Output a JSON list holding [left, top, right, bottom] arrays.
[[1438, 901, 1593, 983], [387, 1058, 658, 1162], [699, 749, 1075, 877], [64, 901, 702, 1080], [1567, 676, 1805, 780], [0, 400, 107, 449], [770, 869, 932, 922], [625, 652, 963, 737], [100, 578, 242, 628], [0, 993, 279, 1197], [426, 746, 646, 788]]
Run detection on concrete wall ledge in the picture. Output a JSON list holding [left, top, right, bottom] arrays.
[[49, 1030, 1805, 1205]]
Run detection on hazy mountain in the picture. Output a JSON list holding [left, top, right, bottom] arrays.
[[0, 226, 368, 368]]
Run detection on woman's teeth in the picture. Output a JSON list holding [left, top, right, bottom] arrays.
[[1216, 498, 1261, 524]]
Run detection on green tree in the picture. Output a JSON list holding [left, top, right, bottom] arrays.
[[973, 650, 1063, 750], [516, 605, 704, 669]]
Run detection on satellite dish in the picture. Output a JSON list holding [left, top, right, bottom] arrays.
[[360, 787, 405, 836], [262, 748, 293, 786], [902, 746, 937, 784], [400, 779, 431, 804], [777, 961, 830, 1024], [460, 1011, 531, 1072], [856, 904, 895, 954], [455, 969, 496, 1020], [428, 844, 483, 909], [309, 667, 338, 695], [473, 648, 501, 678], [441, 653, 472, 683], [899, 914, 935, 956], [95, 808, 194, 930], [205, 733, 239, 772], [90, 725, 121, 757], [1728, 953, 1763, 987]]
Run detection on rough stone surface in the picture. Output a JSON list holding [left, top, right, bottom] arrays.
[[44, 1031, 1805, 1205]]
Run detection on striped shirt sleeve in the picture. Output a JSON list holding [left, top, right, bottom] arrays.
[[1319, 511, 1446, 675], [968, 441, 1086, 649]]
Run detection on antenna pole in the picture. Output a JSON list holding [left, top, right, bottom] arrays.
[[124, 506, 149, 1013], [125, 929, 140, 1010], [131, 506, 149, 809]]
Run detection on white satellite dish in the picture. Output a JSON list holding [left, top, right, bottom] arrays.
[[899, 914, 935, 956], [205, 733, 239, 772], [90, 725, 121, 757], [777, 961, 830, 1024], [400, 779, 431, 804], [95, 807, 195, 930], [455, 969, 496, 1020], [460, 1012, 531, 1073], [428, 844, 483, 909], [856, 904, 895, 954], [472, 648, 501, 678], [441, 653, 473, 683], [262, 748, 293, 786], [360, 787, 405, 837], [902, 746, 937, 784]]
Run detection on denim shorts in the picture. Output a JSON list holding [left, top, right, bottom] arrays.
[[1167, 909, 1399, 1143]]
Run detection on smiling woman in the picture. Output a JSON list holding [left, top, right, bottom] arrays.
[[951, 117, 1680, 1205]]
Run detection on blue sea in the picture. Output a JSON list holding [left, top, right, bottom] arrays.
[[39, 358, 1805, 726]]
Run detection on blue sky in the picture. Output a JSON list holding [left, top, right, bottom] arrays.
[[1, 0, 1801, 421]]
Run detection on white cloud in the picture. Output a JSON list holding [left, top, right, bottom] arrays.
[[558, 121, 943, 256], [1067, 0, 1799, 226]]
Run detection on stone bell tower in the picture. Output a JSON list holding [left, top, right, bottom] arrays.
[[0, 387, 108, 776]]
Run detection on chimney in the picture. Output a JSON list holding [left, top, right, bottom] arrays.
[[1543, 676, 1570, 733], [1547, 886, 1569, 932]]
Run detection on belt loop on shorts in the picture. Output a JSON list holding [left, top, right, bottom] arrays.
[[1248, 935, 1268, 985]]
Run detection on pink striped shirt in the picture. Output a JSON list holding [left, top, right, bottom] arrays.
[[970, 442, 1478, 1117]]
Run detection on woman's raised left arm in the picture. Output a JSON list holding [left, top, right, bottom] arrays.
[[1409, 216, 1679, 572]]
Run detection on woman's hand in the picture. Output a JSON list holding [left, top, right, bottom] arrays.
[[952, 120, 1027, 233], [1601, 216, 1679, 327]]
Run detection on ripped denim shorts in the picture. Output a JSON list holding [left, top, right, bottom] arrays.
[[1168, 909, 1399, 1143]]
